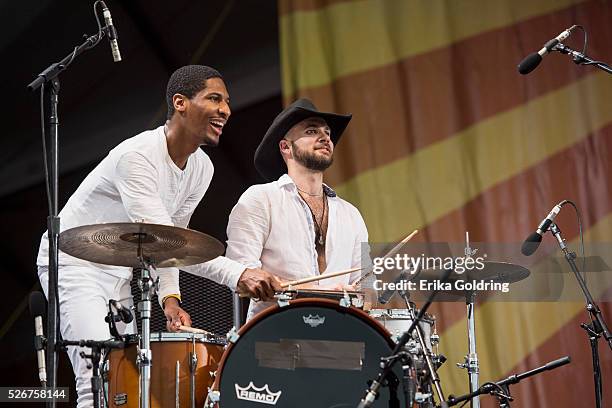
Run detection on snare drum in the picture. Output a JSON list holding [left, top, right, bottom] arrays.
[[369, 309, 436, 350], [207, 298, 406, 407], [105, 332, 225, 408]]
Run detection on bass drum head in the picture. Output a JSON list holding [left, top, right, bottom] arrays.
[[217, 299, 406, 407]]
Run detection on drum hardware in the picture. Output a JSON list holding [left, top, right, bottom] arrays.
[[174, 361, 180, 408], [400, 289, 446, 407], [189, 336, 197, 408], [59, 222, 224, 408], [226, 327, 240, 343], [275, 291, 293, 307], [357, 268, 452, 408], [277, 288, 365, 309], [105, 299, 133, 340], [446, 356, 571, 407], [135, 256, 156, 408], [59, 338, 126, 408], [451, 231, 533, 408]]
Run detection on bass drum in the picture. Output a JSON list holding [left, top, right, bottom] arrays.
[[208, 299, 407, 408]]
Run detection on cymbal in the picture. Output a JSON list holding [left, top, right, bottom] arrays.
[[59, 223, 224, 268], [417, 262, 530, 284]]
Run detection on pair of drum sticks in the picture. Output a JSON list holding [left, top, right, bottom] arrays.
[[180, 230, 418, 334], [241, 229, 419, 291]]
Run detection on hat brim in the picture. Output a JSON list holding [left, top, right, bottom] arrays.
[[254, 106, 352, 181]]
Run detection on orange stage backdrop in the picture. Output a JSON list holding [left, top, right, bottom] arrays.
[[278, 0, 612, 406]]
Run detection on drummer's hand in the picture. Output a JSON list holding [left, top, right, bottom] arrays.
[[237, 268, 283, 301], [163, 298, 192, 332]]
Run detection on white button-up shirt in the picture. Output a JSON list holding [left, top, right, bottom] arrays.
[[225, 174, 371, 318], [37, 126, 245, 303]]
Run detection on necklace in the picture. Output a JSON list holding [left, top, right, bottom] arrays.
[[299, 192, 327, 246], [296, 186, 324, 197]]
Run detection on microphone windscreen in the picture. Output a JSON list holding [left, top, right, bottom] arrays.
[[29, 291, 46, 318], [521, 232, 543, 256], [518, 52, 542, 75]]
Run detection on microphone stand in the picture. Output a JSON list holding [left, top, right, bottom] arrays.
[[59, 338, 126, 408], [554, 43, 612, 74], [549, 223, 611, 408], [357, 268, 453, 408], [399, 289, 446, 406], [26, 20, 112, 408], [446, 356, 571, 407]]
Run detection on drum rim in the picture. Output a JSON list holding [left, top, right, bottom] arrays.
[[120, 331, 226, 344], [368, 308, 435, 324], [210, 298, 394, 395]]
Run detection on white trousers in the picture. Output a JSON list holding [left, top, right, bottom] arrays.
[[38, 265, 136, 408]]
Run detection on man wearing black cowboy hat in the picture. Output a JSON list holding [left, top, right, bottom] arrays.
[[222, 98, 370, 319]]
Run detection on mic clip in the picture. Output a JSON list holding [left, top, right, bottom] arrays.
[[34, 335, 47, 351]]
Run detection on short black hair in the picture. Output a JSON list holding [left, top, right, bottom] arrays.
[[166, 65, 223, 120]]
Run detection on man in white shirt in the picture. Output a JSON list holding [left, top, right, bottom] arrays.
[[36, 65, 280, 407], [223, 98, 370, 319]]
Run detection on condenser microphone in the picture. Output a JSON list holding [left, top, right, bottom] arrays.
[[28, 291, 47, 386], [518, 25, 577, 74], [378, 269, 411, 304], [110, 299, 133, 323], [521, 201, 567, 256], [101, 1, 122, 62]]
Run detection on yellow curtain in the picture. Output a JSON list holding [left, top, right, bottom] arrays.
[[279, 0, 612, 406]]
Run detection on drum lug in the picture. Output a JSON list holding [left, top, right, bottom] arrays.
[[337, 289, 349, 308], [205, 390, 220, 407], [276, 292, 292, 307], [227, 327, 240, 343]]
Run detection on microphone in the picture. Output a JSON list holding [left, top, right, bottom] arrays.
[[28, 292, 47, 386], [101, 1, 122, 62], [110, 299, 133, 323], [378, 269, 411, 304], [518, 25, 577, 74], [521, 201, 567, 256]]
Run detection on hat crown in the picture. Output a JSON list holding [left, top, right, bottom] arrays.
[[290, 98, 318, 111]]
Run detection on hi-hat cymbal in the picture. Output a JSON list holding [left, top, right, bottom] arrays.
[[59, 223, 224, 268]]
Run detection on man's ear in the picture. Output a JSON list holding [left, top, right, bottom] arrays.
[[173, 94, 188, 114], [279, 139, 291, 157]]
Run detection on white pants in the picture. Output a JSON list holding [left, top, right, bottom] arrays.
[[38, 265, 136, 408]]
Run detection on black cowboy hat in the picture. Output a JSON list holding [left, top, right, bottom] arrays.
[[254, 98, 352, 181]]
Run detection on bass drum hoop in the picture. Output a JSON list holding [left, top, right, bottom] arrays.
[[209, 298, 395, 400]]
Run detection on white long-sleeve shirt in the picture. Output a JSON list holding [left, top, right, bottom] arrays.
[[37, 126, 245, 303], [224, 174, 371, 318]]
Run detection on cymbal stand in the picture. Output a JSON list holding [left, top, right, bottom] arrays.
[[399, 289, 446, 406], [456, 290, 480, 408], [135, 233, 158, 408], [457, 232, 480, 408]]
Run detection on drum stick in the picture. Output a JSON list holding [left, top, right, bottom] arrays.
[[178, 325, 210, 335], [280, 267, 362, 288], [354, 229, 418, 286]]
